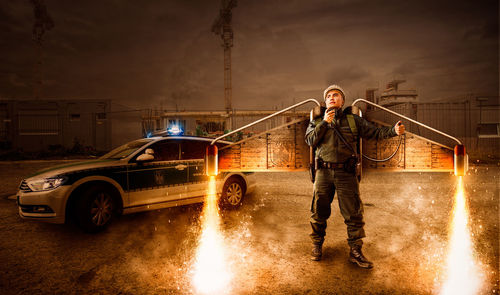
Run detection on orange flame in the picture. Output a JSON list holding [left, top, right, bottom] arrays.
[[440, 176, 481, 294], [192, 176, 231, 294]]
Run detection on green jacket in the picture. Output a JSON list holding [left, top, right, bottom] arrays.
[[305, 108, 397, 163]]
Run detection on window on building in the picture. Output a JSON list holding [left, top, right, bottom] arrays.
[[70, 114, 80, 121], [167, 119, 186, 127], [96, 113, 106, 120], [0, 104, 8, 140], [206, 121, 224, 132], [18, 110, 59, 135], [179, 119, 186, 129], [476, 97, 500, 107], [477, 123, 500, 138]]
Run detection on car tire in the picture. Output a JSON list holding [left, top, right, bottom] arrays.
[[220, 177, 245, 209], [76, 185, 116, 233]]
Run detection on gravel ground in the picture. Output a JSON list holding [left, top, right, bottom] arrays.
[[0, 160, 498, 295]]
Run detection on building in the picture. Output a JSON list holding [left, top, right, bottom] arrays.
[[141, 109, 310, 139], [363, 83, 500, 157], [0, 99, 112, 152], [378, 80, 418, 107]]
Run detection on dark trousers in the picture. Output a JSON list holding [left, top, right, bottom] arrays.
[[310, 168, 365, 247]]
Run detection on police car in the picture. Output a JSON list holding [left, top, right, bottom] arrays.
[[17, 136, 255, 232]]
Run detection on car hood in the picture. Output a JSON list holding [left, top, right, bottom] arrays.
[[26, 159, 124, 179]]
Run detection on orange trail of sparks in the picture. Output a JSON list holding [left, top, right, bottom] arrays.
[[440, 176, 481, 295], [192, 176, 231, 294]]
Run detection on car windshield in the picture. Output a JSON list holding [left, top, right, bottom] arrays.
[[100, 139, 153, 159]]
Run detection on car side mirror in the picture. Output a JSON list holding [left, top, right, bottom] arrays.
[[136, 148, 154, 162]]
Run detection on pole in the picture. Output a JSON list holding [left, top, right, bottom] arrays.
[[211, 98, 320, 145], [352, 98, 462, 145]]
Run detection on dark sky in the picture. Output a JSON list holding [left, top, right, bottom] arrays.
[[0, 0, 498, 110]]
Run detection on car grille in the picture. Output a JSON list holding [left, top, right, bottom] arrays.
[[19, 204, 54, 213], [19, 180, 32, 192]]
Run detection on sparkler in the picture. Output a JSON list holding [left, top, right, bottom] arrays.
[[192, 176, 232, 294], [440, 176, 481, 295]]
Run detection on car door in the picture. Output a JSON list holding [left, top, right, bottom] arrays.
[[180, 139, 209, 199], [127, 140, 188, 207]]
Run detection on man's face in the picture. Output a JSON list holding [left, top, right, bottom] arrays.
[[325, 89, 344, 109]]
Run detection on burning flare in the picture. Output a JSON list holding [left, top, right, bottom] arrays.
[[440, 176, 481, 295], [192, 176, 231, 294]]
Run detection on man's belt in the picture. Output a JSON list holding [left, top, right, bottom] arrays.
[[317, 160, 345, 169]]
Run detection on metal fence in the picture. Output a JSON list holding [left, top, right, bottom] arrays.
[[365, 100, 500, 156]]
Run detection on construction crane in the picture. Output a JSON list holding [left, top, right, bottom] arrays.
[[30, 0, 54, 99], [212, 0, 237, 113]]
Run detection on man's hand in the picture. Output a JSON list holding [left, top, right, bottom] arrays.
[[394, 121, 405, 135], [323, 108, 335, 124]]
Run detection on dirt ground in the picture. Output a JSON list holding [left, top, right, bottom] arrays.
[[0, 160, 498, 295]]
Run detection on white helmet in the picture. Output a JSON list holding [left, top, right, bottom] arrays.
[[323, 84, 346, 101]]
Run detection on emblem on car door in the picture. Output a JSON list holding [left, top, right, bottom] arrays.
[[154, 170, 164, 185], [175, 164, 187, 170]]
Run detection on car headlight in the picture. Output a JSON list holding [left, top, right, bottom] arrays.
[[27, 176, 67, 192]]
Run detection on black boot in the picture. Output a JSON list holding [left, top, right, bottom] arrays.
[[349, 245, 373, 269], [310, 244, 323, 261]]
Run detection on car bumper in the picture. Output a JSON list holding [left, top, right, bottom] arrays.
[[17, 185, 71, 224], [244, 173, 256, 194]]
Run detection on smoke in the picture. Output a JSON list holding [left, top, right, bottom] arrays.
[[324, 65, 371, 88], [5, 163, 497, 294], [92, 205, 205, 294]]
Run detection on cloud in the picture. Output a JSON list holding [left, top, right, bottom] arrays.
[[325, 65, 371, 86], [0, 0, 497, 107], [463, 20, 499, 41], [392, 62, 417, 77]]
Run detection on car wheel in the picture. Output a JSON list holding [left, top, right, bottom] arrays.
[[76, 185, 116, 233], [220, 178, 245, 209]]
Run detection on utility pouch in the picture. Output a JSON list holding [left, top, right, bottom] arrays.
[[343, 156, 358, 174], [344, 156, 361, 181]]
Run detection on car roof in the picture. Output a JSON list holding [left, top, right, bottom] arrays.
[[148, 136, 233, 145]]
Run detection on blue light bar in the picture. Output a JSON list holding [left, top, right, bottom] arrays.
[[167, 125, 183, 135]]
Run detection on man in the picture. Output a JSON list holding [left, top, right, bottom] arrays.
[[305, 84, 405, 268]]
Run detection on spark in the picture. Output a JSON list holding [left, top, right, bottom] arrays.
[[440, 176, 482, 295], [192, 176, 231, 294]]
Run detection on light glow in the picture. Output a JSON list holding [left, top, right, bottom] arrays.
[[167, 125, 183, 135], [192, 176, 231, 294], [440, 176, 481, 294], [27, 177, 66, 191]]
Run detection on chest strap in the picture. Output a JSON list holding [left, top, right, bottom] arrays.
[[346, 114, 358, 138]]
